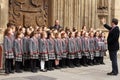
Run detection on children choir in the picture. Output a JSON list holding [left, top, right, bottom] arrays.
[[3, 23, 107, 74]]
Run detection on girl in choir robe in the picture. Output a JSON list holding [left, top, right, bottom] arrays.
[[67, 32, 76, 68], [94, 31, 101, 65], [4, 28, 14, 74], [47, 32, 56, 70], [88, 32, 95, 66], [99, 32, 107, 64], [23, 31, 31, 71], [60, 33, 68, 68], [29, 31, 39, 73], [14, 32, 23, 73], [54, 33, 63, 69], [39, 31, 48, 72], [74, 32, 82, 67], [81, 32, 90, 67]]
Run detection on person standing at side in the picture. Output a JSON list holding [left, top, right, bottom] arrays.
[[3, 28, 15, 74], [101, 18, 119, 76]]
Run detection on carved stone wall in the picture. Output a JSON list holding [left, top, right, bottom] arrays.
[[9, 0, 48, 27]]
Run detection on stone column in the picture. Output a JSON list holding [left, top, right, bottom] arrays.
[[114, 0, 120, 25], [73, 0, 81, 30], [84, 0, 89, 28], [0, 0, 8, 43], [63, 0, 69, 28], [91, 0, 97, 29]]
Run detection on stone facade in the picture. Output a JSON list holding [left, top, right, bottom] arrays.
[[0, 0, 119, 41]]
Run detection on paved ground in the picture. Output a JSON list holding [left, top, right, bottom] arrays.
[[0, 56, 120, 80]]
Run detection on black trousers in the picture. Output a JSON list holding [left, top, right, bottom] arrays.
[[109, 51, 119, 74], [5, 59, 13, 73], [15, 61, 22, 71], [24, 59, 30, 71], [30, 59, 37, 72]]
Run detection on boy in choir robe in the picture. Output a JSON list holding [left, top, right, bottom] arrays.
[[74, 32, 82, 67], [29, 31, 39, 73], [14, 32, 23, 73], [81, 32, 90, 67], [67, 32, 76, 68], [88, 32, 95, 66], [23, 31, 31, 71], [94, 31, 101, 65], [47, 32, 56, 70], [54, 33, 63, 69], [4, 28, 15, 74], [60, 32, 68, 68], [39, 31, 48, 72], [99, 32, 107, 64]]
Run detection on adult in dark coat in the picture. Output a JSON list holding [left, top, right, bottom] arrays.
[[101, 18, 119, 76], [52, 20, 63, 31]]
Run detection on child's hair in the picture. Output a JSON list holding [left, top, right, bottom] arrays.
[[30, 31, 38, 38], [7, 23, 14, 28], [24, 30, 30, 37], [89, 31, 94, 37], [4, 28, 12, 36], [47, 31, 51, 39], [75, 32, 79, 37], [55, 33, 59, 38], [61, 32, 66, 38], [80, 31, 85, 36], [41, 31, 47, 38], [69, 32, 72, 38], [16, 31, 22, 39], [99, 32, 105, 38], [94, 31, 99, 37]]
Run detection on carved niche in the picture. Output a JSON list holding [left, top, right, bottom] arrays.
[[9, 0, 48, 27]]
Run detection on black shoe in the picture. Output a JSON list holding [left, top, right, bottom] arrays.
[[100, 62, 105, 65], [83, 64, 88, 67], [15, 70, 22, 73], [88, 63, 94, 66], [107, 72, 118, 76], [69, 64, 75, 68], [40, 69, 47, 72], [31, 70, 37, 73], [55, 66, 61, 69], [47, 68, 54, 71], [75, 64, 81, 67], [51, 67, 54, 70], [9, 71, 14, 74], [5, 71, 9, 74]]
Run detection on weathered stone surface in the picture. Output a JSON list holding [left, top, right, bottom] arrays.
[[8, 0, 48, 27]]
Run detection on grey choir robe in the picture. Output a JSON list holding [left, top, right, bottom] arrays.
[[61, 38, 68, 58], [29, 37, 39, 59], [89, 37, 95, 60], [39, 38, 48, 61], [68, 37, 75, 59], [94, 37, 100, 57], [4, 36, 14, 59], [99, 37, 107, 57], [74, 37, 82, 59], [47, 38, 55, 60], [54, 38, 63, 60], [23, 37, 30, 59], [81, 37, 90, 57], [13, 39, 23, 62]]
